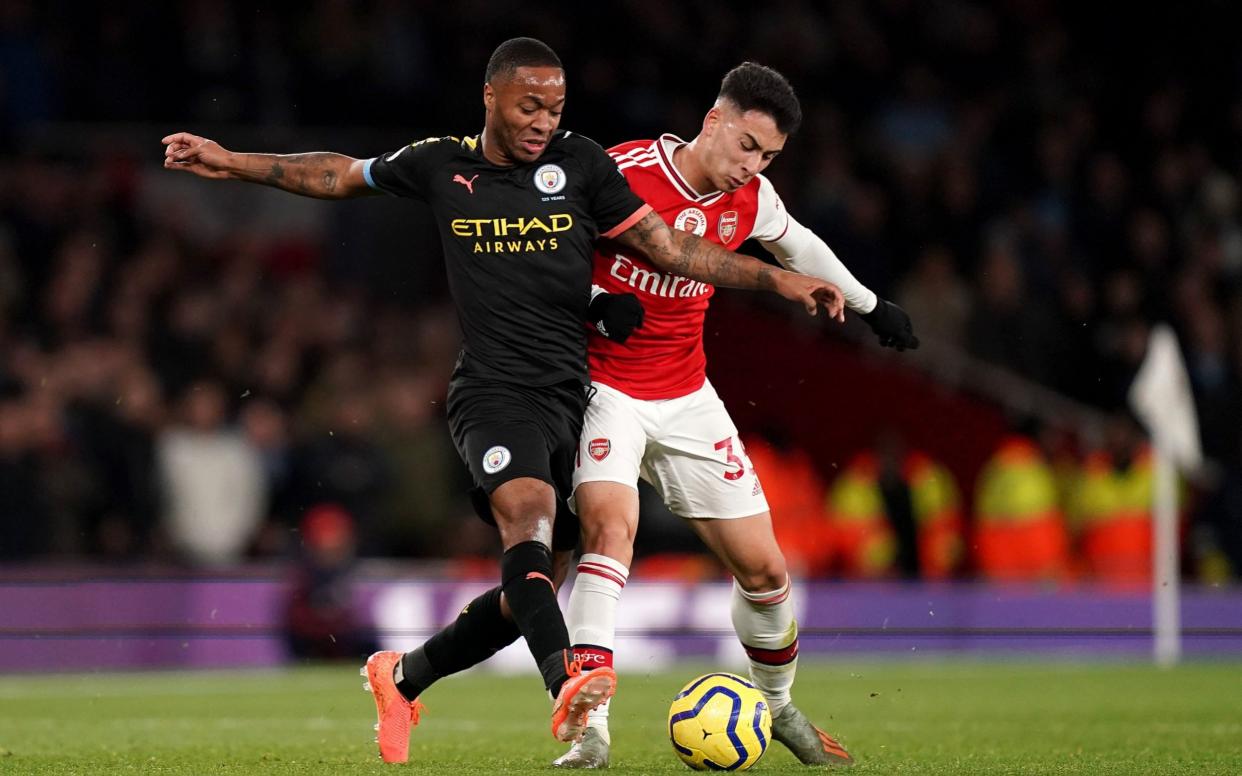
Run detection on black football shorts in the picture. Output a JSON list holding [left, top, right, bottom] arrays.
[[447, 372, 588, 551]]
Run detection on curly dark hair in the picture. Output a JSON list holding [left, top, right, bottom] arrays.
[[485, 37, 563, 84], [718, 62, 802, 136]]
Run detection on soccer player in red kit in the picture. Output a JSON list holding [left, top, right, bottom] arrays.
[[165, 40, 847, 764], [554, 63, 919, 769]]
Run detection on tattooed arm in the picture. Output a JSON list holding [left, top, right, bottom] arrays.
[[161, 132, 374, 199], [613, 210, 845, 318]]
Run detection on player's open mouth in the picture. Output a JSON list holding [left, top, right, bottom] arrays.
[[726, 176, 744, 189], [521, 139, 547, 154]]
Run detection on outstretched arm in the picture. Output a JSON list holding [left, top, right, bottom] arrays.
[[613, 210, 844, 318], [161, 132, 375, 199], [764, 214, 918, 350], [762, 214, 878, 314]]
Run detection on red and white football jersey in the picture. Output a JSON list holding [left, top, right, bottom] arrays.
[[589, 134, 789, 399]]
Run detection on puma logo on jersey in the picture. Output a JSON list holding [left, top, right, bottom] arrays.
[[453, 174, 479, 194]]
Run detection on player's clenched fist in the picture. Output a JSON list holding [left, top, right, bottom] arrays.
[[772, 271, 846, 320], [161, 132, 235, 179], [589, 292, 645, 344], [861, 298, 919, 351]]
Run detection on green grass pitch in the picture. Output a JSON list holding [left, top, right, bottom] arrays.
[[1, 660, 1239, 774]]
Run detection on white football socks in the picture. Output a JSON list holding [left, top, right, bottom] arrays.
[[731, 576, 798, 717], [567, 553, 629, 745]]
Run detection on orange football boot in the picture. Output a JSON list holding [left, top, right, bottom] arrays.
[[550, 654, 617, 743], [362, 651, 426, 763]]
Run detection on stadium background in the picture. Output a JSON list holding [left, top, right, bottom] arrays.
[[2, 0, 1242, 674]]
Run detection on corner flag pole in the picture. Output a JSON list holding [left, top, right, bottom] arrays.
[[1151, 438, 1180, 666], [1127, 324, 1201, 668]]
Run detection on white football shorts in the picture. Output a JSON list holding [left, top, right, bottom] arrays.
[[571, 379, 769, 519]]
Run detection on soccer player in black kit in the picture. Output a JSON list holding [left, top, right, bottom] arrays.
[[162, 37, 843, 763]]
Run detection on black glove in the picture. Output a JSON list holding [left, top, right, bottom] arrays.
[[588, 292, 645, 344], [861, 298, 919, 351]]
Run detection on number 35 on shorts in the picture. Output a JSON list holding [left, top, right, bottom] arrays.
[[714, 437, 747, 481]]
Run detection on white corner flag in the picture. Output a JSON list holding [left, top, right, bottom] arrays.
[[1127, 323, 1202, 667]]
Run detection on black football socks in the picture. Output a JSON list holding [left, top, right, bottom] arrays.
[[393, 541, 572, 700], [500, 540, 573, 696], [394, 585, 520, 701]]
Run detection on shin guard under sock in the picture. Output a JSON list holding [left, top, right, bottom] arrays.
[[501, 540, 572, 695]]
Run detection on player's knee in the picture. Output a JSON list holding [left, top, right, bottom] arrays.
[[735, 553, 789, 594], [497, 498, 554, 532], [491, 480, 557, 544], [580, 511, 636, 558]]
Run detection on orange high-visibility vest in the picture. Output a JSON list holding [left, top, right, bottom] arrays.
[[744, 437, 834, 578], [1069, 446, 1155, 586], [973, 436, 1069, 581], [904, 452, 965, 579], [826, 453, 897, 578]]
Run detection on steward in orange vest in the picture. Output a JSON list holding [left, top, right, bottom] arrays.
[[905, 452, 966, 579], [973, 435, 1070, 581], [826, 452, 898, 578], [826, 447, 964, 579], [1068, 415, 1164, 586]]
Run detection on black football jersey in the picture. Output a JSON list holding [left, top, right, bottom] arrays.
[[364, 130, 649, 386]]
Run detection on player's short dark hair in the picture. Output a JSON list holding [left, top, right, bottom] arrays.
[[485, 37, 563, 84], [718, 62, 802, 136]]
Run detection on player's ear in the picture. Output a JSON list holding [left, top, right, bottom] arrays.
[[702, 107, 721, 137], [483, 82, 495, 112]]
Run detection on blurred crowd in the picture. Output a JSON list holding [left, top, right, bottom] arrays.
[[0, 220, 481, 561], [1, 1, 1240, 578], [747, 415, 1236, 589]]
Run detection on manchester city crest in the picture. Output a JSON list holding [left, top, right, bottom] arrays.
[[482, 445, 512, 474], [534, 163, 567, 194]]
